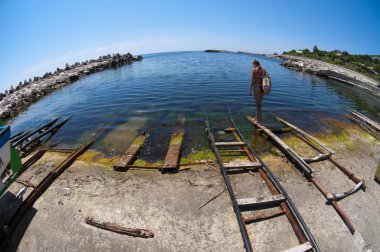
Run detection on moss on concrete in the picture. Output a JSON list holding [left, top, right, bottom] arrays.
[[77, 150, 120, 169]]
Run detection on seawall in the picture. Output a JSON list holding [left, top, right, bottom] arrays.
[[0, 53, 142, 121]]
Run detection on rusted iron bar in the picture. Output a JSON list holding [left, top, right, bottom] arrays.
[[349, 109, 380, 131], [1, 130, 102, 243], [20, 117, 70, 151], [331, 201, 356, 234], [243, 209, 285, 224], [294, 127, 366, 190], [345, 113, 380, 140], [12, 117, 61, 148], [161, 130, 184, 172], [231, 113, 319, 251], [206, 119, 253, 252], [85, 217, 154, 238], [246, 115, 313, 177], [10, 130, 25, 141], [231, 122, 308, 245], [114, 132, 147, 171], [248, 115, 357, 234], [276, 116, 335, 154]]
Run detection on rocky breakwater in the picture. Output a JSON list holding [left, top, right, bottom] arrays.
[[0, 53, 143, 121], [275, 55, 380, 98]]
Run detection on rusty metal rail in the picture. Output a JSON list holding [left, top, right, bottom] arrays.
[[0, 129, 103, 245], [206, 112, 319, 252], [11, 117, 61, 148], [246, 115, 362, 234]]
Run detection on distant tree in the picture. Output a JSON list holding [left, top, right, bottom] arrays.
[[342, 51, 349, 56], [302, 48, 310, 55], [313, 45, 319, 54]]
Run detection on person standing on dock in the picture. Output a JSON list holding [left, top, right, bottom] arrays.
[[249, 60, 270, 124]]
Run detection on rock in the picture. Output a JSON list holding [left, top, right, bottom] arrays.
[[0, 53, 143, 121]]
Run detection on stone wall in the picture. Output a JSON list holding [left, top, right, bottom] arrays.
[[0, 53, 142, 121]]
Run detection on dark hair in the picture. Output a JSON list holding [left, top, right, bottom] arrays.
[[253, 60, 260, 67]]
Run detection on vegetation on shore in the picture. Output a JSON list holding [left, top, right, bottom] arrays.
[[282, 46, 380, 81]]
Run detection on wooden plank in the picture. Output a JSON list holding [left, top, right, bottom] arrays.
[[237, 194, 285, 210], [215, 141, 246, 146], [224, 162, 262, 169], [281, 242, 312, 252], [113, 133, 147, 171], [243, 209, 285, 224], [161, 130, 184, 171]]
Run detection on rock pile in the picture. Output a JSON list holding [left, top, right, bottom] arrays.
[[274, 55, 380, 97], [0, 53, 142, 121]]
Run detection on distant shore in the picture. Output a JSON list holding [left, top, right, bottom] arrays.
[[0, 53, 142, 121], [204, 49, 263, 56], [269, 54, 380, 98]]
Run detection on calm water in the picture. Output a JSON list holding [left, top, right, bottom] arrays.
[[10, 51, 380, 159]]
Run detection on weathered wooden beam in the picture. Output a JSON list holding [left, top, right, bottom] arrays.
[[223, 162, 262, 170], [215, 141, 246, 146], [243, 209, 285, 224], [281, 242, 312, 252], [161, 130, 184, 171], [113, 132, 147, 171], [237, 194, 285, 211], [85, 217, 154, 238]]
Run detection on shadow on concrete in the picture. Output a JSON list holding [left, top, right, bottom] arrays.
[[0, 190, 37, 252]]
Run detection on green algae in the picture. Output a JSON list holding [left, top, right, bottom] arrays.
[[77, 150, 120, 169]]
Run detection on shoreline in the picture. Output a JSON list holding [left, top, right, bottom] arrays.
[[270, 54, 380, 98], [0, 53, 143, 122]]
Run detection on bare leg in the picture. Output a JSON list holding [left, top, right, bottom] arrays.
[[254, 87, 265, 124]]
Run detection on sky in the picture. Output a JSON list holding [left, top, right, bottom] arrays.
[[0, 0, 379, 92]]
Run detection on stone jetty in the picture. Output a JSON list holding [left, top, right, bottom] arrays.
[[0, 53, 142, 121], [272, 55, 380, 98]]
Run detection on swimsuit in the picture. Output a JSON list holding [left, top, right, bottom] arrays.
[[253, 67, 265, 92]]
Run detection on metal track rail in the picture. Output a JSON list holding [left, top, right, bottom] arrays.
[[246, 115, 361, 234], [0, 129, 103, 247], [206, 113, 320, 252], [229, 112, 320, 252], [206, 119, 252, 252]]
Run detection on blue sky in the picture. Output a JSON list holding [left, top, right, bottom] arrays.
[[0, 0, 379, 92]]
